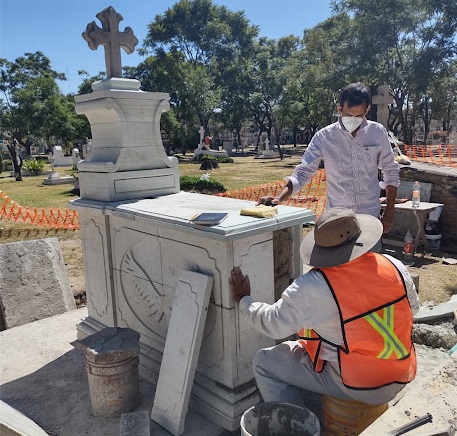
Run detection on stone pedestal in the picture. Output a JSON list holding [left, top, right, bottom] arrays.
[[70, 192, 314, 431], [72, 327, 140, 417], [74, 79, 179, 201]]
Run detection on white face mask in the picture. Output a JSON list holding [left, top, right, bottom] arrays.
[[341, 116, 364, 133]]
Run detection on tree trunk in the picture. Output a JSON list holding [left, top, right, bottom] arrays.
[[293, 125, 298, 147], [7, 145, 23, 181], [274, 130, 283, 160]]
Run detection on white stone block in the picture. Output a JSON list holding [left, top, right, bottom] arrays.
[[151, 270, 213, 436], [0, 238, 75, 329]]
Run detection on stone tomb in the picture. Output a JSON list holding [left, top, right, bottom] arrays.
[[72, 6, 315, 431], [71, 192, 314, 430]]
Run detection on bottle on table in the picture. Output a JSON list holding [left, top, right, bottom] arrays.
[[412, 181, 421, 208], [403, 229, 414, 265]]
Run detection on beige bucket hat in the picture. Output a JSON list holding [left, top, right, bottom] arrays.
[[300, 207, 383, 268]]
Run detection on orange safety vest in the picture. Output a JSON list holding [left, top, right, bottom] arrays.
[[298, 253, 416, 390]]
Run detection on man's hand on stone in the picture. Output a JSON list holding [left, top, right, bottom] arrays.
[[257, 196, 280, 206], [229, 267, 251, 304]]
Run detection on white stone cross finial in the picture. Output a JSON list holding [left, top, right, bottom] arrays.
[[82, 6, 139, 79]]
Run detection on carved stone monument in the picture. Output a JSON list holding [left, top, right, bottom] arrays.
[[372, 84, 393, 129], [76, 6, 179, 201], [71, 6, 315, 432]]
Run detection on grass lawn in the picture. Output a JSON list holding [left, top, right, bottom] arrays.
[[1, 147, 456, 304]]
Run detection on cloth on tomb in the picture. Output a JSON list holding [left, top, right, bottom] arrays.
[[240, 205, 278, 218]]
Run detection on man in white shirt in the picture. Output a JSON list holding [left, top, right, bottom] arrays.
[[259, 83, 400, 234], [229, 207, 419, 407]]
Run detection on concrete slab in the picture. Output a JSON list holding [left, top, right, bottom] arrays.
[[1, 308, 455, 436], [120, 411, 150, 436], [0, 308, 231, 436], [151, 270, 213, 435], [0, 400, 48, 436], [414, 300, 457, 322], [360, 356, 457, 434]]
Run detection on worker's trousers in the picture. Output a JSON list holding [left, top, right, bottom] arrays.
[[253, 341, 406, 407]]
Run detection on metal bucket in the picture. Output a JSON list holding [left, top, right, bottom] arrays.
[[240, 402, 321, 436]]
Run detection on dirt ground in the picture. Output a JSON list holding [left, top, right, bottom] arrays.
[[58, 233, 457, 307]]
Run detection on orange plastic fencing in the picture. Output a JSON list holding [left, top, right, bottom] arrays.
[[215, 169, 327, 218], [0, 190, 80, 230], [1, 171, 327, 231], [403, 144, 457, 168]]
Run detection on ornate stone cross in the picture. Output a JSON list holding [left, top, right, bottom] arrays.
[[82, 6, 139, 79]]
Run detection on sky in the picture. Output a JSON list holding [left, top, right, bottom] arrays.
[[0, 0, 334, 94]]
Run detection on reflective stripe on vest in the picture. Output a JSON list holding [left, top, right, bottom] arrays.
[[364, 304, 409, 360]]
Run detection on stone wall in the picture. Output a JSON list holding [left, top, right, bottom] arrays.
[[400, 163, 457, 253]]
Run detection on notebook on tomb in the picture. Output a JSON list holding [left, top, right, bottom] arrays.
[[190, 212, 228, 226]]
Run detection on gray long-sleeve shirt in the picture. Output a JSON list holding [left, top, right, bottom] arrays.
[[287, 119, 400, 217]]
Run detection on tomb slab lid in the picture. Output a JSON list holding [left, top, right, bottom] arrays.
[[70, 192, 315, 240]]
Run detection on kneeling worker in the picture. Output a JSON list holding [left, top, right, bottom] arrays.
[[229, 207, 419, 407]]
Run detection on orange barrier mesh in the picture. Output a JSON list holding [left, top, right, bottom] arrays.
[[1, 171, 327, 231], [215, 169, 327, 218], [403, 144, 457, 167], [0, 190, 80, 230]]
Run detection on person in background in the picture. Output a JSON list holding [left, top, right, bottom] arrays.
[[258, 83, 400, 235], [229, 207, 419, 407]]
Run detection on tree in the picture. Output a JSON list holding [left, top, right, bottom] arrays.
[[0, 52, 90, 180], [0, 52, 66, 179], [331, 0, 457, 142], [140, 0, 258, 136]]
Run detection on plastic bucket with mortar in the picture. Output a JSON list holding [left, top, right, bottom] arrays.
[[240, 401, 320, 436], [321, 395, 388, 435]]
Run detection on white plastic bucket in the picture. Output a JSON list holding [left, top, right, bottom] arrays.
[[425, 233, 441, 250], [240, 401, 320, 436]]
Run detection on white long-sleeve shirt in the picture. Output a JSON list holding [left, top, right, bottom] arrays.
[[239, 254, 419, 362], [287, 119, 400, 218]]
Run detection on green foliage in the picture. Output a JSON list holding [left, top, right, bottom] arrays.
[[140, 0, 258, 135], [2, 159, 13, 170], [194, 154, 234, 163], [68, 164, 80, 179], [22, 158, 45, 175], [0, 52, 90, 158], [180, 175, 226, 194]]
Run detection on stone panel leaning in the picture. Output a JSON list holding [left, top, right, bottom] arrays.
[[0, 237, 76, 330]]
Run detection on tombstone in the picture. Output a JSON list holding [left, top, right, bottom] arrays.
[[72, 148, 80, 166], [53, 145, 73, 167], [0, 238, 76, 330], [372, 84, 393, 129], [42, 151, 75, 185], [70, 6, 315, 432], [48, 151, 59, 178]]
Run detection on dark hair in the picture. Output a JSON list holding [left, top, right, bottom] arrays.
[[338, 83, 370, 108]]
